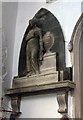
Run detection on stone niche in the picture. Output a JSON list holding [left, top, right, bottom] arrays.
[[5, 8, 75, 116]]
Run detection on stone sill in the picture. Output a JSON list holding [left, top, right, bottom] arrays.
[[5, 80, 75, 97]]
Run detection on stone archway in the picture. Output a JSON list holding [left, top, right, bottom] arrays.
[[79, 30, 83, 119], [69, 13, 83, 118]]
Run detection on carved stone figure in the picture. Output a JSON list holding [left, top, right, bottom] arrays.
[[26, 19, 43, 76]]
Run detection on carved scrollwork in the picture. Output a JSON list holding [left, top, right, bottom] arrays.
[[11, 96, 21, 113], [57, 92, 68, 113]]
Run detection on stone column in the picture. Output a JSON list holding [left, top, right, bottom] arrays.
[[0, 2, 2, 118]]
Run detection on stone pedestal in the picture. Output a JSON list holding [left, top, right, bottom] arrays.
[[13, 52, 58, 89], [40, 52, 57, 73]]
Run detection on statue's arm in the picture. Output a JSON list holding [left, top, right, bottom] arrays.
[[39, 29, 43, 48], [38, 28, 43, 60]]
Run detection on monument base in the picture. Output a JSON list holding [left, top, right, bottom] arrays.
[[5, 52, 75, 114], [13, 70, 58, 88], [12, 52, 58, 89]]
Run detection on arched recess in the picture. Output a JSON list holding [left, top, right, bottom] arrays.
[[70, 13, 83, 118], [18, 8, 65, 76]]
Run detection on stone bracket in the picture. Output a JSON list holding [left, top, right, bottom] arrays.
[[5, 80, 75, 113], [57, 91, 68, 113], [11, 96, 21, 114]]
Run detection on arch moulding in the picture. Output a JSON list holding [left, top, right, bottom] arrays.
[[69, 13, 83, 118]]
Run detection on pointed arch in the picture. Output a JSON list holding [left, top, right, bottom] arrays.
[[18, 8, 65, 76], [70, 13, 83, 118]]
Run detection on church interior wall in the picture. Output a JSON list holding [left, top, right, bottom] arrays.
[[2, 0, 83, 118], [2, 3, 18, 118], [2, 2, 18, 88]]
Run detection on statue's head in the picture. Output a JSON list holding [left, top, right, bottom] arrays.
[[29, 18, 37, 28]]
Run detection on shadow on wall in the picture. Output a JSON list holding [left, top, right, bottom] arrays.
[[60, 115, 70, 120], [18, 8, 65, 77]]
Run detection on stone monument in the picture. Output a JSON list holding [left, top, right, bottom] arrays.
[[5, 9, 75, 116]]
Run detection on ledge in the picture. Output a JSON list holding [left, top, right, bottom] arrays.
[[5, 80, 75, 97]]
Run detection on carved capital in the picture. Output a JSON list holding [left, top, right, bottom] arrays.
[[57, 92, 68, 113], [11, 96, 21, 113]]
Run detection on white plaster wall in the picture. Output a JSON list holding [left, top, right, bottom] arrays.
[[2, 0, 82, 118], [20, 94, 61, 118], [2, 2, 18, 88], [2, 3, 18, 117]]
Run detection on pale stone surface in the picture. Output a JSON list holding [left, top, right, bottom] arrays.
[[13, 71, 58, 88], [57, 92, 68, 113], [6, 80, 75, 96], [40, 52, 57, 73]]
